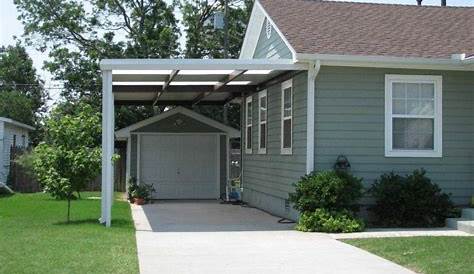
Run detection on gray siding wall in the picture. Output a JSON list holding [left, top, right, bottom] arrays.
[[314, 66, 474, 205], [243, 72, 307, 219], [0, 123, 30, 184], [253, 18, 292, 59]]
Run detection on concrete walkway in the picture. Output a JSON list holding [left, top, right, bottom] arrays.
[[131, 201, 414, 274]]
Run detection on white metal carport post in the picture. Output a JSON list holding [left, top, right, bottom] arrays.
[[101, 70, 114, 227]]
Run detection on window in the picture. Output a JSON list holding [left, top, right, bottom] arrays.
[[21, 135, 26, 147], [281, 79, 293, 154], [245, 96, 253, 154], [385, 75, 442, 157], [258, 90, 267, 154], [12, 134, 17, 148]]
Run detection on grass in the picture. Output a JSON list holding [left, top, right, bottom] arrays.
[[344, 237, 474, 274], [0, 192, 138, 274]]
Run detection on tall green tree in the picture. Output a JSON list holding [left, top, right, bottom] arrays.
[[181, 0, 253, 129], [181, 0, 253, 58], [29, 103, 103, 222], [0, 44, 47, 125], [14, 0, 181, 128]]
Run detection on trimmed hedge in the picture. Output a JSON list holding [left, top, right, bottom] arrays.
[[297, 208, 365, 233]]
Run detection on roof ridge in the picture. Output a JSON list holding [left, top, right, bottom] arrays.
[[316, 0, 474, 9]]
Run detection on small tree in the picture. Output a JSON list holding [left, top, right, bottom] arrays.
[[30, 102, 102, 222]]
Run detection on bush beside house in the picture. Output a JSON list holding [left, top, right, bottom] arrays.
[[290, 170, 365, 233], [368, 169, 455, 227]]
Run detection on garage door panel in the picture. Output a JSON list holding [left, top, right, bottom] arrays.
[[139, 134, 218, 199]]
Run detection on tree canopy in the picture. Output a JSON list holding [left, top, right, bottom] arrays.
[[0, 44, 47, 126], [14, 0, 253, 129]]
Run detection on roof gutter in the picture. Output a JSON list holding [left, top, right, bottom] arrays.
[[295, 53, 474, 71]]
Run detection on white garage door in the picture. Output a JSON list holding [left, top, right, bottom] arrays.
[[139, 134, 219, 199]]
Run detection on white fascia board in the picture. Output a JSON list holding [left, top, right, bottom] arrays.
[[296, 53, 474, 71], [239, 0, 266, 59], [100, 59, 306, 71], [115, 106, 241, 138], [0, 117, 35, 131]]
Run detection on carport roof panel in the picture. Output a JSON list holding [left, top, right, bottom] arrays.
[[101, 59, 307, 105]]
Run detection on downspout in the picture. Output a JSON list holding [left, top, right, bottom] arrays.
[[306, 60, 321, 174]]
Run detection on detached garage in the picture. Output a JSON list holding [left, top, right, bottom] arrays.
[[116, 106, 240, 200]]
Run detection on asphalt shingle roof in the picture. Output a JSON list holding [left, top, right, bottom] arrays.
[[259, 0, 474, 59]]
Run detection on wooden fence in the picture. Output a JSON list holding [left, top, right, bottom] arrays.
[[9, 146, 40, 193], [8, 146, 127, 193]]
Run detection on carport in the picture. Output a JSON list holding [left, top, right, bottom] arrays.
[[99, 59, 311, 227]]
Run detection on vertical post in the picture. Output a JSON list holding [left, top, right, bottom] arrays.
[[306, 61, 320, 174], [101, 70, 114, 227]]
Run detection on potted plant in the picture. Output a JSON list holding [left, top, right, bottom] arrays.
[[127, 177, 139, 203], [131, 183, 155, 205]]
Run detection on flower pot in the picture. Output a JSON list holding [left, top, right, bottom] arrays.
[[134, 197, 145, 205], [129, 197, 135, 204]]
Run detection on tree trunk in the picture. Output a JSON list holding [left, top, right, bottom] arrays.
[[67, 197, 71, 223], [417, 0, 422, 5], [441, 0, 446, 6]]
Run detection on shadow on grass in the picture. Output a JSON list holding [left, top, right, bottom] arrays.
[[53, 218, 133, 227]]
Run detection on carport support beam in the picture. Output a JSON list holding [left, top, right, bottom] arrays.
[[101, 70, 114, 227]]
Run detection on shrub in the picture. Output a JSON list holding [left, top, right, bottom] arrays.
[[296, 208, 365, 233], [131, 183, 155, 202], [368, 169, 455, 227], [289, 170, 364, 213]]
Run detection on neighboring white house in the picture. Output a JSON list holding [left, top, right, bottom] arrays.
[[0, 117, 34, 184]]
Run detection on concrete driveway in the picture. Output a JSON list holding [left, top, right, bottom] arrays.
[[131, 201, 414, 274]]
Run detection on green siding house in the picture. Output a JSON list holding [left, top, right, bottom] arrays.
[[239, 0, 474, 219], [100, 0, 473, 226]]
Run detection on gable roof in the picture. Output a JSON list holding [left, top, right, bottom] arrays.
[[258, 0, 474, 60], [115, 106, 240, 139], [0, 117, 35, 131]]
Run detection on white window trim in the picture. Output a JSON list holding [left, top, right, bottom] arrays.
[[258, 90, 267, 154], [245, 96, 253, 154], [385, 74, 443, 158], [281, 79, 293, 155]]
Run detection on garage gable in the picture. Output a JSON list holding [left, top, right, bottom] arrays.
[[133, 113, 223, 133], [116, 106, 240, 138]]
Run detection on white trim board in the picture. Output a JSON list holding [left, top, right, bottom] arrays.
[[0, 117, 35, 131], [281, 79, 293, 155], [115, 106, 240, 138]]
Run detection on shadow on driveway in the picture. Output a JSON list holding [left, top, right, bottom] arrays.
[[135, 200, 295, 232]]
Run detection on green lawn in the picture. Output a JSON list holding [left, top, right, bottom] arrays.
[[344, 237, 474, 274], [0, 192, 138, 274]]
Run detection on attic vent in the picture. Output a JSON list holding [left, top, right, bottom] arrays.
[[265, 18, 272, 39]]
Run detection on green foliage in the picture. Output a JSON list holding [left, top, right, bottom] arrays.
[[26, 103, 103, 221], [0, 44, 46, 136], [0, 90, 34, 125], [14, 0, 179, 129], [290, 170, 365, 233], [181, 0, 253, 58], [131, 183, 155, 201], [127, 177, 139, 202], [289, 170, 364, 213], [368, 169, 455, 227], [296, 208, 365, 233]]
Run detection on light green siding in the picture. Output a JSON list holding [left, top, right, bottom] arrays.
[[314, 66, 474, 205], [243, 72, 307, 219], [253, 18, 292, 59]]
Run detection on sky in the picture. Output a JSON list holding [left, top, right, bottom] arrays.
[[1, 0, 473, 106]]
